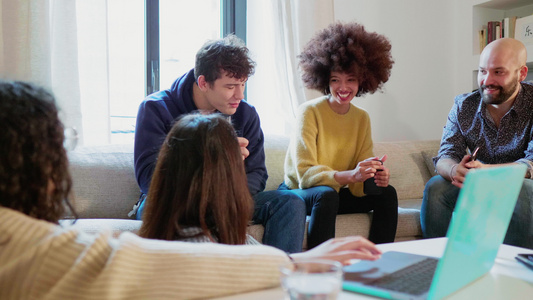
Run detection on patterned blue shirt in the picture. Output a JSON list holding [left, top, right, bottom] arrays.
[[434, 82, 533, 174]]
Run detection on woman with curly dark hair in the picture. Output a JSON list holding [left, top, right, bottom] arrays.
[[0, 81, 74, 223], [279, 22, 398, 248]]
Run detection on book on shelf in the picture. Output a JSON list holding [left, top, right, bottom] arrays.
[[486, 21, 501, 45], [478, 16, 518, 53], [503, 16, 517, 39], [479, 27, 487, 53], [509, 16, 517, 39], [487, 21, 493, 44]]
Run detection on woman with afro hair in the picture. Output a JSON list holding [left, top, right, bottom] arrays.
[[279, 22, 398, 248]]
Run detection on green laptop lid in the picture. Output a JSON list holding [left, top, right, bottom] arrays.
[[428, 164, 527, 300]]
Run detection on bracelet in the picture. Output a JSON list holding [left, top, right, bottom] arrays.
[[449, 164, 458, 181]]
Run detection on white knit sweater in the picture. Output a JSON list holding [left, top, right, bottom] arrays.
[[0, 207, 288, 299]]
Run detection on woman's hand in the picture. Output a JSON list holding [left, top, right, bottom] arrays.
[[335, 155, 387, 185], [290, 236, 382, 265]]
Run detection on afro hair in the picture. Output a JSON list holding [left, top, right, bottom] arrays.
[[298, 22, 394, 96]]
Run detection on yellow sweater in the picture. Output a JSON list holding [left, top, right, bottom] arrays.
[[0, 207, 288, 299], [284, 96, 374, 197]]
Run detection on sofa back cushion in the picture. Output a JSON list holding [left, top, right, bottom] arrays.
[[264, 134, 291, 191], [68, 144, 138, 219], [264, 136, 441, 201], [373, 140, 440, 201], [67, 137, 441, 220]]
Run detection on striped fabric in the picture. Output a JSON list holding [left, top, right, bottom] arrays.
[[0, 207, 288, 299], [178, 227, 261, 245]]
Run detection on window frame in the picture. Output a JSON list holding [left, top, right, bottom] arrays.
[[144, 0, 246, 96]]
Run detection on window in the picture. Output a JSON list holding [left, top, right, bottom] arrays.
[[107, 0, 145, 144], [101, 0, 243, 144], [159, 0, 221, 89]]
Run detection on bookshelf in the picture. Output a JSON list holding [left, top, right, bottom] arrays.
[[471, 0, 533, 84]]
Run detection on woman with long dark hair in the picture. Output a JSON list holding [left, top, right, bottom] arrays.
[[139, 114, 256, 245]]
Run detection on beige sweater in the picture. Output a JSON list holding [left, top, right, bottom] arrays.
[[0, 207, 288, 299]]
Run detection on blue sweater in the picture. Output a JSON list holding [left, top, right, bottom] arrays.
[[134, 69, 268, 196]]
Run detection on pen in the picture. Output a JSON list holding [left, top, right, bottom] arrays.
[[467, 147, 480, 162]]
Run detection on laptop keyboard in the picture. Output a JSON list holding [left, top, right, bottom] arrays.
[[367, 257, 438, 296]]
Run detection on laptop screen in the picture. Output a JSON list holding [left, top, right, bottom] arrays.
[[343, 164, 526, 300], [428, 164, 526, 299]]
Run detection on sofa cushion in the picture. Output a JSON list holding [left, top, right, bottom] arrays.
[[66, 136, 436, 245], [59, 218, 142, 237], [421, 149, 439, 177], [264, 137, 441, 202], [68, 144, 138, 219], [264, 134, 291, 191], [373, 140, 440, 201], [61, 207, 423, 250], [248, 203, 423, 249]]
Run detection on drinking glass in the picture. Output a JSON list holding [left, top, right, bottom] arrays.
[[280, 259, 343, 300]]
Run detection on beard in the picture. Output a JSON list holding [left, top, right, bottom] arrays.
[[479, 76, 519, 105]]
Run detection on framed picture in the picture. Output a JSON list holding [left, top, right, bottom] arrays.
[[515, 15, 533, 45]]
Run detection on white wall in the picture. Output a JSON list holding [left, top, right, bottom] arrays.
[[452, 1, 479, 95], [334, 0, 474, 142]]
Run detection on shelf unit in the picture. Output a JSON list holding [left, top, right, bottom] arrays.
[[471, 0, 533, 86]]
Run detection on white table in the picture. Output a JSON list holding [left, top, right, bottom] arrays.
[[216, 238, 533, 299]]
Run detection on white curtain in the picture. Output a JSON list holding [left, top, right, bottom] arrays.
[[247, 0, 334, 135], [0, 0, 110, 146], [75, 0, 111, 145], [274, 0, 335, 115]]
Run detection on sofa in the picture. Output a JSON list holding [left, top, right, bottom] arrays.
[[64, 135, 441, 248]]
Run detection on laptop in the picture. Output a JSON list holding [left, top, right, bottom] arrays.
[[343, 164, 527, 300]]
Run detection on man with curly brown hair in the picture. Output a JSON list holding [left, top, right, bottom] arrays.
[[279, 22, 398, 248], [133, 34, 306, 253]]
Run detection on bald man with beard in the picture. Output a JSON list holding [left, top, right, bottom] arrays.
[[421, 38, 533, 249]]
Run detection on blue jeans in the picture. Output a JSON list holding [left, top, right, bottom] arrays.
[[421, 175, 533, 249], [278, 183, 398, 248], [252, 190, 307, 253], [137, 190, 307, 253]]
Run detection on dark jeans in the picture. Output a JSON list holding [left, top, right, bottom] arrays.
[[135, 189, 307, 253], [278, 183, 398, 249], [421, 175, 533, 249]]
